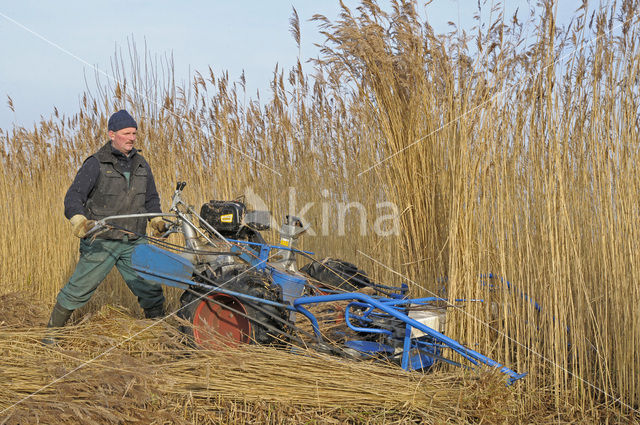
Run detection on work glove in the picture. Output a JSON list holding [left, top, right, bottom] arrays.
[[70, 214, 95, 238], [149, 216, 168, 238]]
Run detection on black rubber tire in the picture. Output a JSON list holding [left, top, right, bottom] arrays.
[[177, 271, 288, 348], [300, 257, 371, 292]]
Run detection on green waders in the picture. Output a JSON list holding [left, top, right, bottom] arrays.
[[56, 237, 165, 314]]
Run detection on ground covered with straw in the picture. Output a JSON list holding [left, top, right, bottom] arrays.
[[0, 292, 631, 424], [2, 0, 640, 422]]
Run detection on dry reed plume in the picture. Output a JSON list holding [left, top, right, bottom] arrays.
[[1, 0, 639, 422]]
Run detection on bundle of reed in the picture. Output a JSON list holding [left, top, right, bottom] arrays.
[[0, 300, 516, 424], [0, 295, 632, 424]]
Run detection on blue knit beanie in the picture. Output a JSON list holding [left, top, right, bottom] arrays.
[[108, 110, 138, 132]]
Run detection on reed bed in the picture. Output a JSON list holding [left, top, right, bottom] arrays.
[[1, 0, 639, 421]]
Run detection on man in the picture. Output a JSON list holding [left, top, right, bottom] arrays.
[[45, 110, 168, 336]]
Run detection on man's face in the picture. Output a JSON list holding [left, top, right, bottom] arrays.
[[109, 127, 137, 155]]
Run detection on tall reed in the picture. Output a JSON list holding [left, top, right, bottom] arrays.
[[313, 0, 640, 412], [1, 0, 638, 415]]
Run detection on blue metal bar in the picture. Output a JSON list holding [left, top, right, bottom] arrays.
[[227, 239, 318, 272], [293, 292, 526, 383], [345, 301, 375, 319], [401, 321, 412, 369], [294, 304, 321, 337], [344, 304, 392, 336], [228, 244, 264, 269]]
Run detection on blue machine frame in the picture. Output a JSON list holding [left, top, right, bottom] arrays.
[[131, 241, 526, 384]]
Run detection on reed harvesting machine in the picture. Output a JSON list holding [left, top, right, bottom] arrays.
[[86, 182, 526, 384]]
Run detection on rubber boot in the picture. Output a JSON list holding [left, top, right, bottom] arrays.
[[143, 304, 165, 319], [41, 302, 74, 346]]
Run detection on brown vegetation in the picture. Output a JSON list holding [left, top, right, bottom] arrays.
[[1, 0, 639, 422], [0, 293, 626, 424]]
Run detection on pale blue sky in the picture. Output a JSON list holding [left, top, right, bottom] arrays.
[[0, 1, 578, 130]]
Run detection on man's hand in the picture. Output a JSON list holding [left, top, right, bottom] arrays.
[[149, 216, 168, 238], [70, 215, 95, 238]]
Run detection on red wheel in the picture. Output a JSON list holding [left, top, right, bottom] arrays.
[[177, 272, 288, 349], [192, 294, 252, 349]]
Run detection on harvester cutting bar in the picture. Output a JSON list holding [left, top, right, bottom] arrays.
[[293, 293, 526, 384], [130, 245, 525, 383]]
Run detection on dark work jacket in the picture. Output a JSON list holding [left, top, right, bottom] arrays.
[[65, 142, 161, 240]]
